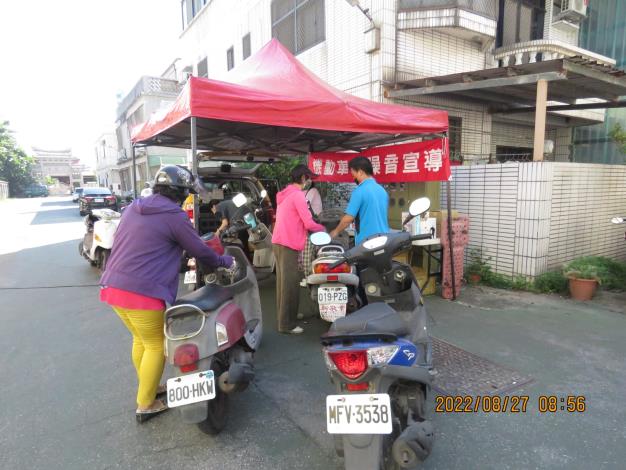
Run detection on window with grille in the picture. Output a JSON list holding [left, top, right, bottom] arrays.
[[197, 57, 208, 77], [181, 0, 209, 29], [242, 33, 251, 60], [449, 116, 462, 160], [497, 0, 545, 47], [496, 145, 533, 162], [271, 0, 325, 55], [226, 47, 235, 71]]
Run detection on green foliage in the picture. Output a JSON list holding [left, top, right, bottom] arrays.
[[257, 155, 305, 188], [0, 121, 35, 196], [609, 122, 626, 155], [464, 252, 626, 293], [563, 256, 626, 290], [44, 176, 56, 186], [533, 271, 568, 294], [465, 249, 491, 277]]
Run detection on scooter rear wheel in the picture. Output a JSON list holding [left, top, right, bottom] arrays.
[[197, 359, 229, 435]]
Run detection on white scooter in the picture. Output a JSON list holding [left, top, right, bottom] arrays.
[[79, 208, 121, 271]]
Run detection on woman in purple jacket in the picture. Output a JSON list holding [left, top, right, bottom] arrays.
[[100, 165, 234, 422]]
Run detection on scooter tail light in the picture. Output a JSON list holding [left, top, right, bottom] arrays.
[[328, 350, 368, 379], [346, 382, 369, 392], [173, 344, 199, 372], [313, 262, 350, 274]]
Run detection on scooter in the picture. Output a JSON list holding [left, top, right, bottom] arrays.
[[164, 203, 263, 434], [78, 208, 121, 271], [313, 197, 435, 470], [306, 209, 359, 322]]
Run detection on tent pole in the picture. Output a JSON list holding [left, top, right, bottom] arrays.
[[131, 144, 137, 199], [446, 180, 456, 300], [191, 117, 199, 231]]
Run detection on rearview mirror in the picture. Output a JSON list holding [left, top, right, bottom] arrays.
[[409, 197, 431, 216], [310, 231, 331, 246], [611, 217, 624, 224], [232, 193, 247, 208]]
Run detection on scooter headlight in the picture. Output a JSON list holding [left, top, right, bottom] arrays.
[[216, 322, 229, 347], [367, 345, 399, 366]]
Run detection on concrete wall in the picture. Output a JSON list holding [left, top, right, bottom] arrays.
[[0, 180, 8, 200], [443, 162, 626, 277]]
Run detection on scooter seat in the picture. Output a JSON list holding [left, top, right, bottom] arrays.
[[174, 284, 234, 312], [329, 302, 409, 337]]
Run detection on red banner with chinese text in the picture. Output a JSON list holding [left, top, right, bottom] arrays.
[[308, 139, 450, 183]]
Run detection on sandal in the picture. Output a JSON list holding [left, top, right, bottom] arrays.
[[156, 384, 167, 398], [136, 399, 168, 423]]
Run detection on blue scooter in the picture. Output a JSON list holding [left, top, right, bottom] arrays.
[[311, 197, 435, 470]]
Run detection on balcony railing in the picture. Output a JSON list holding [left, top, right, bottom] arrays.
[[494, 40, 616, 67], [398, 0, 497, 20], [116, 76, 182, 120]]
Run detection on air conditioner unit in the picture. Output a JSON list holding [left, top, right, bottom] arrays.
[[558, 0, 587, 22]]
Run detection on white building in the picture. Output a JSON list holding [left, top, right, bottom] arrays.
[[115, 76, 188, 193], [170, 0, 626, 277], [94, 132, 122, 192], [31, 147, 94, 188]]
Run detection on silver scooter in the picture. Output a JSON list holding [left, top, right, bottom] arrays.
[[163, 218, 263, 433]]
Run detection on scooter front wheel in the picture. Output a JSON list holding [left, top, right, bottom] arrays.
[[197, 359, 229, 435]]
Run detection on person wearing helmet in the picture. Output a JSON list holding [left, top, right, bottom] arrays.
[[100, 165, 234, 422]]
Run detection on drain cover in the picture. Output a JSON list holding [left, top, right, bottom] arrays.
[[431, 337, 533, 396]]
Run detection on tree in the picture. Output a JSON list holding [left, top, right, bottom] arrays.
[[0, 121, 35, 196], [257, 155, 305, 188], [608, 122, 626, 156]]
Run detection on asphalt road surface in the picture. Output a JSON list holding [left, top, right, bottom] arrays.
[[1, 197, 625, 470]]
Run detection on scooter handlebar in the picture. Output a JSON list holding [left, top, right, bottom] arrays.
[[410, 233, 433, 241]]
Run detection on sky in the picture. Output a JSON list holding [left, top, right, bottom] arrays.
[[0, 0, 181, 168]]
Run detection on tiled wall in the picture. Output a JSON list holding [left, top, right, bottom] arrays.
[[443, 162, 626, 278], [547, 163, 626, 269], [396, 29, 488, 82]]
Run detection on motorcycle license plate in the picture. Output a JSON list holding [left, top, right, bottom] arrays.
[[184, 270, 197, 284], [167, 370, 216, 408], [318, 286, 348, 304], [95, 198, 104, 203], [326, 393, 392, 434]]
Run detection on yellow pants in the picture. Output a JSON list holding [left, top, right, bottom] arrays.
[[113, 306, 165, 408]]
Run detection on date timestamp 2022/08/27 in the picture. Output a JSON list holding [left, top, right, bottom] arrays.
[[435, 395, 586, 413]]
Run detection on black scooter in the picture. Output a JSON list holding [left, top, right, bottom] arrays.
[[313, 197, 435, 470]]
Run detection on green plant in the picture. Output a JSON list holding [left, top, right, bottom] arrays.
[[533, 271, 568, 294], [564, 266, 601, 284], [563, 256, 626, 290], [466, 249, 491, 277], [609, 122, 626, 155], [257, 155, 305, 188]]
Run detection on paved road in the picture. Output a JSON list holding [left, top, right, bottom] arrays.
[[1, 197, 625, 469]]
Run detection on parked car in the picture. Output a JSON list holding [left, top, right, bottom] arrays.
[[21, 184, 49, 198], [195, 164, 275, 234], [78, 187, 117, 216], [72, 187, 84, 202]]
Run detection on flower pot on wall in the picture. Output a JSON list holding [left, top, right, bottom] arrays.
[[568, 278, 598, 301], [468, 273, 481, 284]]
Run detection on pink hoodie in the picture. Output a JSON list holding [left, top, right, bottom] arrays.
[[272, 184, 326, 251]]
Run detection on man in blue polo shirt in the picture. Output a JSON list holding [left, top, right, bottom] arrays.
[[329, 156, 389, 243]]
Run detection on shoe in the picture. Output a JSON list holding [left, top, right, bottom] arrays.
[[279, 326, 304, 335], [136, 399, 168, 423]]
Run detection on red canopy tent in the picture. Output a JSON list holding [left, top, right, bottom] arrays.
[[131, 39, 457, 298], [132, 39, 447, 154]]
